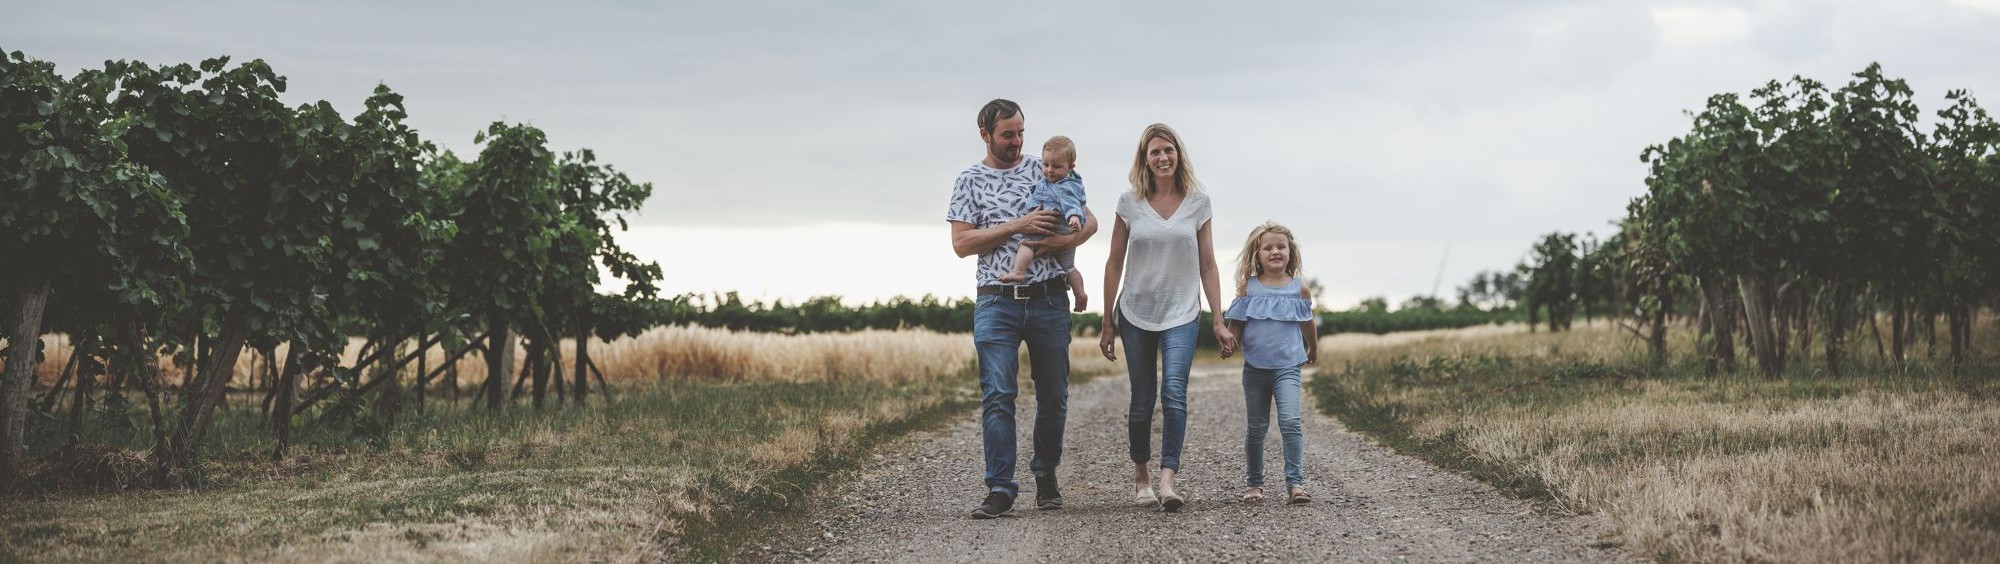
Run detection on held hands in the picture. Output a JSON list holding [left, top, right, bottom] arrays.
[[1214, 322, 1238, 358]]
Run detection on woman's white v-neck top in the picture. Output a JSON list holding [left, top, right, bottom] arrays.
[[1114, 190, 1212, 331]]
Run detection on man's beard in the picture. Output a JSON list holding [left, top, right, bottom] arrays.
[[990, 146, 1020, 164]]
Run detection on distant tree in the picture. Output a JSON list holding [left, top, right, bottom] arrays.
[[1494, 271, 1527, 310], [1524, 232, 1580, 331], [1455, 272, 1491, 310], [1353, 296, 1389, 314], [1455, 269, 1525, 311], [1399, 295, 1443, 312]]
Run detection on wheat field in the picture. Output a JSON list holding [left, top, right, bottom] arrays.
[[26, 325, 1115, 391]]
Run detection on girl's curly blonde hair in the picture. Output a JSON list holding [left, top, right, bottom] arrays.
[[1234, 222, 1303, 298]]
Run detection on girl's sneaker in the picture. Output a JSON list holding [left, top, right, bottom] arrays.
[[1134, 485, 1158, 506]]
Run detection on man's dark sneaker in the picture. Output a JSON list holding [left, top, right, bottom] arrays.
[[971, 490, 1013, 519], [1035, 474, 1063, 510]]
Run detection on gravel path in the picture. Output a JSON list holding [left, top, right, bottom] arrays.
[[762, 364, 1629, 563]]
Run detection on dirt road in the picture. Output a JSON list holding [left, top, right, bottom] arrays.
[[765, 329, 1627, 562]]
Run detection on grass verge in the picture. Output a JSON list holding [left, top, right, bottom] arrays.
[[1310, 323, 2000, 563], [1, 374, 977, 562]]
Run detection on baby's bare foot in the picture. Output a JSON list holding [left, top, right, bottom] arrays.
[[998, 271, 1028, 284]]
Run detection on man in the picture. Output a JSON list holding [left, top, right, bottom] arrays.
[[946, 99, 1098, 519]]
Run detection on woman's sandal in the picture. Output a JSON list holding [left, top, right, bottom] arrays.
[[1134, 485, 1159, 506], [1158, 471, 1186, 512], [1242, 487, 1265, 503], [1288, 487, 1313, 505]]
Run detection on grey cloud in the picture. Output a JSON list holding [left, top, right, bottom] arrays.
[[6, 0, 1997, 305]]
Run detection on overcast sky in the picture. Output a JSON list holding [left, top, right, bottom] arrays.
[[8, 0, 1998, 308]]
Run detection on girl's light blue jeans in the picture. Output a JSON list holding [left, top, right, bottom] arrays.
[[1118, 312, 1198, 471], [1243, 364, 1305, 489]]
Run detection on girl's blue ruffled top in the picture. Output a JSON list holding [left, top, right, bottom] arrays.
[[1224, 277, 1313, 369]]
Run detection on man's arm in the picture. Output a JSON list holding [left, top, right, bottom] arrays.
[[1021, 207, 1097, 251], [951, 210, 1061, 258]]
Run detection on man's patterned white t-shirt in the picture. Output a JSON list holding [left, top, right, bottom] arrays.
[[946, 154, 1067, 287]]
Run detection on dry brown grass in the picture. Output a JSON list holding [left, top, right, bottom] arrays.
[[1484, 381, 2000, 563], [1322, 319, 1616, 362], [590, 326, 970, 383], [24, 325, 1114, 390], [505, 326, 1111, 385], [1315, 320, 2000, 563]]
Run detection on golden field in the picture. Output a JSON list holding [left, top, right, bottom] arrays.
[[28, 325, 1113, 392]]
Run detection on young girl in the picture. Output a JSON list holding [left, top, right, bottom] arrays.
[[1222, 221, 1318, 505]]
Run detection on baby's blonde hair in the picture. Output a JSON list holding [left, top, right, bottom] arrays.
[[1043, 135, 1076, 162], [1234, 222, 1303, 297]]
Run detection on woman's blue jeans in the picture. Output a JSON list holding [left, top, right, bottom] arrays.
[[973, 292, 1071, 497], [1119, 313, 1198, 471], [1243, 364, 1305, 489]]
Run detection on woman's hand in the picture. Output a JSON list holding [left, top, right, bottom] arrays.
[[1099, 326, 1118, 361], [1214, 321, 1237, 358]]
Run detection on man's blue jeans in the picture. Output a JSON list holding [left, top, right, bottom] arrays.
[[1118, 312, 1198, 471], [1242, 364, 1305, 489], [973, 291, 1071, 497]]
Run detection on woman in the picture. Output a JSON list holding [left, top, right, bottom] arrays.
[[1098, 123, 1236, 512]]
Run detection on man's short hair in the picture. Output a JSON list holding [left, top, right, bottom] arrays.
[[977, 99, 1023, 134], [1043, 135, 1076, 162]]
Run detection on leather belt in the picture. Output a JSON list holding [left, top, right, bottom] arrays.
[[976, 278, 1068, 300]]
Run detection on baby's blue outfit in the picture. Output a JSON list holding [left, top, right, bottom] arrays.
[[1223, 276, 1315, 490], [1027, 171, 1088, 271]]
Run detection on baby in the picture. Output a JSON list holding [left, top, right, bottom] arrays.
[[1000, 135, 1089, 311]]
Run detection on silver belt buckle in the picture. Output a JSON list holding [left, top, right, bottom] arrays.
[[1010, 284, 1031, 300]]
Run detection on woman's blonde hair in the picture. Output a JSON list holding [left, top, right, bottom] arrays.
[[1234, 222, 1303, 297], [1128, 123, 1202, 198]]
